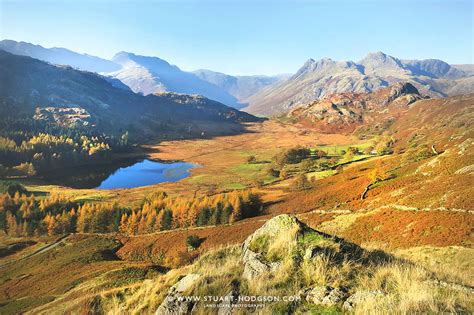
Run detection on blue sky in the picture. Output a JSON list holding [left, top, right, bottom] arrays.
[[0, 0, 472, 75]]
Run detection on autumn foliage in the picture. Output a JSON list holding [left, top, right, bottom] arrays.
[[0, 189, 263, 237], [118, 190, 263, 235]]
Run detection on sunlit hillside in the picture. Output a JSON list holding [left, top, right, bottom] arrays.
[[0, 1, 472, 314]]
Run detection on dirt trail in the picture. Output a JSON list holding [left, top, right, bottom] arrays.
[[0, 234, 71, 269]]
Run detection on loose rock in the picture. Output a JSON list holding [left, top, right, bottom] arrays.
[[306, 286, 347, 306]]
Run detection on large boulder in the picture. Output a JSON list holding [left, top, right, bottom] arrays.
[[156, 273, 201, 315], [241, 214, 307, 280]]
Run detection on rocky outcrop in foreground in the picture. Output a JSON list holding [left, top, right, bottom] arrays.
[[241, 214, 302, 279], [156, 215, 388, 313], [155, 273, 201, 315], [156, 214, 473, 313], [240, 215, 388, 309]]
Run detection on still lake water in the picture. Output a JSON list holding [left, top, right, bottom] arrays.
[[96, 159, 196, 189]]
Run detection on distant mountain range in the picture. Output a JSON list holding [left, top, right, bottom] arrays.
[[244, 51, 474, 115], [0, 39, 121, 73], [0, 50, 260, 139], [0, 40, 282, 109], [110, 52, 243, 108], [1, 40, 472, 116], [193, 69, 287, 101]]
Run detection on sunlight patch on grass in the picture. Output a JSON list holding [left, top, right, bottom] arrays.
[[187, 174, 211, 184], [263, 177, 279, 185], [230, 163, 267, 173], [224, 183, 248, 190], [74, 192, 112, 203], [23, 184, 115, 203], [315, 142, 373, 156], [306, 170, 336, 180]]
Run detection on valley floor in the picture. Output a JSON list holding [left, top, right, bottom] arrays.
[[1, 102, 473, 314]]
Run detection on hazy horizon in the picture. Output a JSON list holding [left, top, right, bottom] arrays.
[[1, 0, 473, 76]]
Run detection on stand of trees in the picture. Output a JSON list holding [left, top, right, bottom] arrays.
[[0, 121, 131, 178], [118, 190, 263, 235], [0, 189, 263, 237]]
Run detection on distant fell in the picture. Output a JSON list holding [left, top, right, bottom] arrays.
[[245, 52, 473, 116], [0, 50, 260, 139], [286, 82, 424, 133], [193, 69, 284, 101], [0, 39, 121, 73]]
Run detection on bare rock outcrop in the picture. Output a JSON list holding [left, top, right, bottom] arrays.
[[304, 286, 348, 306], [286, 82, 424, 132], [156, 273, 201, 315], [241, 215, 305, 280]]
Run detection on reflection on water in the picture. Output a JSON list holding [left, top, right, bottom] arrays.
[[97, 159, 196, 189], [42, 159, 196, 189]]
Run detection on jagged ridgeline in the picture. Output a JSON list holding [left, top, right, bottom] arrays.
[[245, 52, 474, 116]]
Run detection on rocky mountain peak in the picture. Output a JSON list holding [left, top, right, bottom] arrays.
[[293, 57, 339, 78], [112, 51, 133, 59], [292, 58, 316, 77], [361, 51, 390, 62], [314, 57, 336, 68], [365, 51, 388, 59], [403, 59, 465, 79], [111, 51, 134, 66], [112, 51, 176, 72], [359, 51, 404, 69]]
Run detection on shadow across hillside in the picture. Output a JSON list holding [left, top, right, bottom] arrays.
[[303, 227, 416, 269]]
